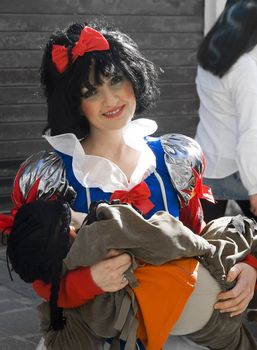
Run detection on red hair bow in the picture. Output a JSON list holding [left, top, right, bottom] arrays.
[[52, 26, 110, 73], [110, 182, 154, 215]]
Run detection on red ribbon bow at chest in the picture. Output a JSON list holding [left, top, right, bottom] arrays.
[[52, 26, 110, 73], [110, 182, 154, 216]]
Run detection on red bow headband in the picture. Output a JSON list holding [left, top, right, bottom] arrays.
[[52, 26, 110, 73]]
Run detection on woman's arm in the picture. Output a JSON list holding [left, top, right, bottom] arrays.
[[33, 266, 102, 308], [33, 250, 131, 308]]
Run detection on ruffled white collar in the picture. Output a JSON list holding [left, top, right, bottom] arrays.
[[44, 118, 157, 192]]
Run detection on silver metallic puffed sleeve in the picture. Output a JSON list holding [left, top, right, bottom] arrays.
[[160, 134, 205, 206], [12, 150, 76, 206]]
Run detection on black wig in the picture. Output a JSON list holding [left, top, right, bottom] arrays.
[[197, 0, 257, 77], [7, 200, 71, 331], [41, 21, 160, 138]]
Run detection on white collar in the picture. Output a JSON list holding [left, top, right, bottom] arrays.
[[44, 118, 157, 192]]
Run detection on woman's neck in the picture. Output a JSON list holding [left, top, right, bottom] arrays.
[[82, 130, 127, 160], [82, 129, 140, 180]]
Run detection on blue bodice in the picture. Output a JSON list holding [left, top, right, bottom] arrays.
[[56, 136, 180, 219]]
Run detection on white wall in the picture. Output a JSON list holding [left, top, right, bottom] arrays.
[[204, 0, 226, 34]]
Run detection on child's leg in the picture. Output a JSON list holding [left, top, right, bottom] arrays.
[[163, 335, 208, 350], [163, 264, 220, 350], [171, 264, 221, 335]]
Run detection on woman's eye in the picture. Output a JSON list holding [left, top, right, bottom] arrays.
[[81, 88, 97, 99], [111, 75, 123, 85]]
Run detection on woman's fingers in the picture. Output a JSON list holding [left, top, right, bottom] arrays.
[[214, 262, 256, 316], [215, 290, 249, 315], [90, 252, 132, 292]]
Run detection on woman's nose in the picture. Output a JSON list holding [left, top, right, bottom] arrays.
[[102, 87, 118, 106]]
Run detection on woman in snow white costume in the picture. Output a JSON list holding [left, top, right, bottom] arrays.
[[2, 20, 257, 350]]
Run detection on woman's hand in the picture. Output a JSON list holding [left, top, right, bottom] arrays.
[[249, 193, 257, 216], [214, 262, 257, 317], [90, 249, 131, 292]]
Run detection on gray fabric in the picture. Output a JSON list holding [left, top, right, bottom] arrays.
[[64, 203, 213, 268], [38, 302, 104, 350], [188, 310, 257, 350], [199, 215, 257, 290], [39, 205, 257, 350]]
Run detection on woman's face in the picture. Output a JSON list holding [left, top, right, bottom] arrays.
[[80, 70, 136, 134]]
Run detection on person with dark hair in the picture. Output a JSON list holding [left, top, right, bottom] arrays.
[[195, 0, 257, 223], [41, 22, 159, 138], [3, 18, 257, 349]]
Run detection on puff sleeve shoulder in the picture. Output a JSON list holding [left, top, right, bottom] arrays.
[[1, 151, 103, 307], [12, 150, 76, 206], [0, 151, 76, 233], [160, 134, 214, 234]]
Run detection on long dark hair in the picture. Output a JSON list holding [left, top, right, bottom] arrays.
[[7, 200, 71, 331], [197, 0, 257, 77], [41, 21, 160, 138]]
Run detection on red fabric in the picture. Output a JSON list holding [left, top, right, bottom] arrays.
[[244, 255, 257, 269], [52, 45, 69, 74], [72, 27, 110, 60], [179, 195, 205, 235], [52, 26, 110, 73], [10, 164, 24, 208], [110, 182, 154, 215], [191, 168, 215, 203], [33, 266, 104, 308]]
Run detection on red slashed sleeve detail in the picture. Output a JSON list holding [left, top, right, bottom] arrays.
[[32, 266, 104, 308], [244, 255, 257, 270], [243, 255, 257, 290], [179, 195, 206, 235]]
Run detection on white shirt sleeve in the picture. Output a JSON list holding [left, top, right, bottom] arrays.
[[231, 57, 257, 195]]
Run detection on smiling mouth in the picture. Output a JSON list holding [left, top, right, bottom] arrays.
[[103, 105, 124, 118]]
